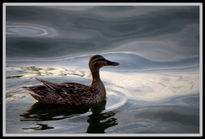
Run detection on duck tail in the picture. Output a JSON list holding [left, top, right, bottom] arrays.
[[21, 86, 43, 100]]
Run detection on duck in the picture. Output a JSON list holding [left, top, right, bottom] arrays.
[[21, 55, 119, 105]]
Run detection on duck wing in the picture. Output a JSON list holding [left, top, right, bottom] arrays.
[[35, 78, 61, 91], [59, 82, 95, 96], [35, 78, 94, 96], [34, 78, 96, 104]]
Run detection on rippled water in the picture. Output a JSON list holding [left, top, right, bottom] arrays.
[[5, 5, 201, 135]]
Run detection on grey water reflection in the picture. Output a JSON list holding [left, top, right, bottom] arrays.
[[6, 6, 199, 61], [20, 100, 117, 133]]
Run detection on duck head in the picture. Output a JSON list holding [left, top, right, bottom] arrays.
[[89, 55, 119, 70]]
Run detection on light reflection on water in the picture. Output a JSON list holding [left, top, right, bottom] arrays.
[[5, 5, 200, 134], [5, 64, 200, 134]]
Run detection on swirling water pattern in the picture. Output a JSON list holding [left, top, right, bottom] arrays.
[[5, 5, 200, 134]]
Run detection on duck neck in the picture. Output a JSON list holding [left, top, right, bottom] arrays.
[[90, 68, 101, 83], [90, 68, 106, 98]]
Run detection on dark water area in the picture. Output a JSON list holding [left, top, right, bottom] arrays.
[[5, 5, 201, 135]]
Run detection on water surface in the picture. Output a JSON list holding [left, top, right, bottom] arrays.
[[5, 5, 200, 135]]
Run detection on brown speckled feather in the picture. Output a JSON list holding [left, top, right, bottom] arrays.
[[23, 78, 98, 105]]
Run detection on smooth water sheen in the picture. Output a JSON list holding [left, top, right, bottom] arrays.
[[5, 5, 200, 135]]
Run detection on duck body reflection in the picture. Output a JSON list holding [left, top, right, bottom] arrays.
[[20, 102, 91, 121], [20, 100, 118, 133]]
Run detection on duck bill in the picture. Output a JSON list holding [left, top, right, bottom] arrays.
[[105, 60, 120, 66]]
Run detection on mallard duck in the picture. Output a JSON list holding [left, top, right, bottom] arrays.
[[21, 55, 119, 105]]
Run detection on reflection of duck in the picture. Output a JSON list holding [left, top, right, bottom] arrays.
[[20, 102, 91, 121], [21, 124, 54, 131], [87, 100, 118, 133], [20, 102, 91, 131], [21, 55, 119, 105], [20, 100, 118, 133]]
